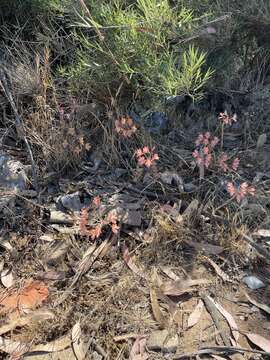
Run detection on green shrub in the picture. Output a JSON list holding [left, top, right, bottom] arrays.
[[64, 0, 213, 103]]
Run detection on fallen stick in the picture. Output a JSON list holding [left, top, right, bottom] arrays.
[[173, 345, 270, 359], [202, 295, 230, 347]]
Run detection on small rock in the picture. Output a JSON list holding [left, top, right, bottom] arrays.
[[110, 207, 142, 227], [147, 330, 178, 353], [92, 351, 103, 360], [242, 275, 266, 290], [0, 153, 27, 191], [144, 111, 168, 134], [263, 322, 270, 330], [160, 171, 184, 191], [49, 210, 74, 225], [183, 182, 197, 193], [58, 192, 84, 212]]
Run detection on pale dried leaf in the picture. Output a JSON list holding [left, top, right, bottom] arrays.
[[203, 257, 231, 282], [46, 240, 69, 265], [187, 300, 204, 328], [0, 335, 28, 356], [79, 240, 108, 275], [207, 297, 239, 341], [123, 247, 147, 279], [24, 347, 76, 360], [71, 322, 90, 360], [150, 287, 164, 327], [129, 337, 148, 360], [160, 267, 180, 281], [0, 309, 54, 335], [246, 333, 270, 352], [31, 334, 71, 352], [162, 279, 210, 296], [253, 229, 270, 237], [244, 291, 270, 315], [256, 133, 267, 150], [183, 199, 199, 217], [1, 268, 14, 288]]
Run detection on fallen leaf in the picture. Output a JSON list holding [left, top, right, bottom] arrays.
[[0, 335, 28, 357], [24, 347, 75, 360], [207, 297, 239, 341], [31, 334, 71, 352], [71, 322, 90, 360], [45, 240, 69, 265], [78, 240, 109, 275], [1, 268, 14, 288], [129, 337, 148, 360], [183, 199, 199, 218], [253, 229, 270, 238], [123, 247, 147, 279], [0, 280, 48, 315], [183, 239, 224, 255], [187, 299, 204, 328], [256, 133, 267, 150], [161, 279, 210, 296], [150, 287, 165, 327], [0, 309, 54, 335], [160, 267, 180, 281], [203, 257, 232, 282], [35, 270, 67, 281], [244, 290, 270, 315], [245, 333, 270, 352]]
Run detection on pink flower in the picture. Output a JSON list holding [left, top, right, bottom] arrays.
[[226, 181, 256, 203], [204, 153, 212, 168], [195, 134, 204, 146], [232, 158, 240, 171], [135, 147, 159, 168], [219, 153, 229, 172], [142, 146, 150, 154], [211, 137, 219, 148], [115, 116, 137, 138], [219, 111, 237, 126]]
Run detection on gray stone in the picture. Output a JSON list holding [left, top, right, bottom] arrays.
[[92, 352, 103, 360], [59, 192, 84, 212], [147, 330, 178, 353], [242, 275, 266, 290], [0, 154, 27, 191]]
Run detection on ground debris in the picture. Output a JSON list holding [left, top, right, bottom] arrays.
[[147, 329, 178, 353]]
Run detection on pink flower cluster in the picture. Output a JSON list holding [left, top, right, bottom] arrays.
[[192, 132, 219, 168], [218, 111, 237, 125], [219, 153, 240, 173], [115, 116, 137, 138], [135, 146, 159, 168], [226, 182, 256, 203]]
